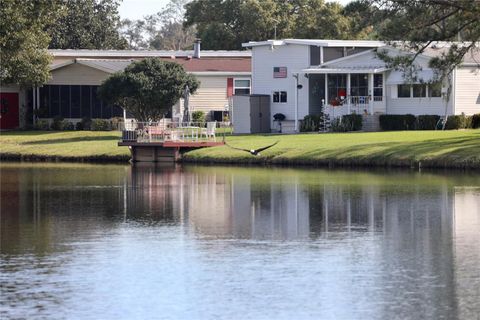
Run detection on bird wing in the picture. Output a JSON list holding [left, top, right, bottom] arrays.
[[255, 141, 279, 153], [225, 142, 251, 153]]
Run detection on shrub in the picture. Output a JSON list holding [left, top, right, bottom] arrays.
[[416, 115, 440, 130], [34, 119, 50, 130], [273, 113, 286, 121], [91, 118, 112, 131], [64, 122, 75, 130], [330, 115, 362, 132], [191, 111, 206, 126], [50, 116, 69, 130], [76, 117, 92, 130], [341, 114, 362, 131], [110, 117, 124, 130], [379, 114, 416, 131], [445, 114, 468, 130], [300, 114, 324, 132], [471, 113, 480, 129]]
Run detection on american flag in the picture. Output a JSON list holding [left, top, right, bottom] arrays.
[[273, 67, 287, 78]]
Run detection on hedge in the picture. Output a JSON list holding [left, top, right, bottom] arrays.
[[416, 115, 440, 130], [380, 113, 479, 131], [379, 114, 416, 131]]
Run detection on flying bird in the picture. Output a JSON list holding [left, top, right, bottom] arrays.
[[225, 141, 279, 156]]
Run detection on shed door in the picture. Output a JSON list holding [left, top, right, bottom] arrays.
[[250, 96, 261, 133], [0, 93, 19, 129], [260, 96, 271, 133]]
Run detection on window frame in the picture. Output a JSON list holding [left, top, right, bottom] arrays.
[[398, 84, 411, 98], [272, 91, 287, 103], [373, 74, 383, 100], [233, 78, 251, 95], [412, 84, 427, 98], [428, 82, 442, 97]]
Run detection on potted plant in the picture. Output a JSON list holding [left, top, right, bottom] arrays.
[[273, 113, 286, 133]]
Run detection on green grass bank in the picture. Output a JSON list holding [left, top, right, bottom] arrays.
[[183, 130, 480, 169], [1, 130, 479, 169], [0, 131, 129, 162]]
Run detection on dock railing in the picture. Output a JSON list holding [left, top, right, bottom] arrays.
[[121, 121, 232, 143]]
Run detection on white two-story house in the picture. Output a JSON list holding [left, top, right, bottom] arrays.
[[243, 39, 479, 132]]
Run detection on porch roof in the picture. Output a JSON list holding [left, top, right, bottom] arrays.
[[301, 67, 389, 74]]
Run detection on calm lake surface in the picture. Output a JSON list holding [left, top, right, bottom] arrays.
[[1, 163, 479, 320]]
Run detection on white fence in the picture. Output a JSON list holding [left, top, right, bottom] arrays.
[[121, 121, 231, 143]]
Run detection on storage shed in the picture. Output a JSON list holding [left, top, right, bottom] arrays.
[[232, 95, 271, 134]]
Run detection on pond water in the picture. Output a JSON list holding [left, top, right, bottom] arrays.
[[1, 163, 479, 320]]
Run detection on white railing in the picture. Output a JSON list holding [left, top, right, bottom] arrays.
[[121, 121, 231, 143]]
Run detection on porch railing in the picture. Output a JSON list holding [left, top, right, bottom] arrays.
[[120, 121, 231, 143]]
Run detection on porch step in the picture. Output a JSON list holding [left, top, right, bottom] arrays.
[[362, 115, 380, 132]]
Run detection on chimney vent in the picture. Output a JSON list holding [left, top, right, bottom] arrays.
[[193, 39, 201, 59]]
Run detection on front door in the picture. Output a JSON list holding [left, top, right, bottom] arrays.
[[0, 92, 19, 129], [308, 74, 325, 115]]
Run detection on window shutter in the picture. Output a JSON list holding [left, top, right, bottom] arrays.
[[227, 78, 234, 97]]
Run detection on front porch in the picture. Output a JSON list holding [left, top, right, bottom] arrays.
[[303, 67, 387, 119]]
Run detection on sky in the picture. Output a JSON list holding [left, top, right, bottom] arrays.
[[118, 0, 352, 20]]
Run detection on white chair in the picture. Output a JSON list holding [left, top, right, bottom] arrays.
[[202, 121, 216, 141]]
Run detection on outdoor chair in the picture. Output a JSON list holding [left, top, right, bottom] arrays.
[[201, 121, 216, 141]]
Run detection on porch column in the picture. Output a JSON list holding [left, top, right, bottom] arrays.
[[347, 73, 351, 114], [368, 73, 374, 114]]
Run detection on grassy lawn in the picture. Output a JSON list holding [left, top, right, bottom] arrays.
[[184, 130, 480, 169], [0, 131, 130, 162], [1, 130, 479, 168]]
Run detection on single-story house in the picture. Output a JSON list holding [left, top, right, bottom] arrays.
[[0, 41, 251, 129], [242, 39, 480, 132]]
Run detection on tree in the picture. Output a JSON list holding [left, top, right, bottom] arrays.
[[119, 18, 148, 49], [98, 59, 199, 122], [0, 0, 62, 87], [48, 0, 127, 49], [184, 0, 372, 50], [365, 0, 480, 78], [146, 0, 196, 50]]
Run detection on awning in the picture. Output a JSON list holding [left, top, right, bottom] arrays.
[[386, 70, 435, 84], [301, 67, 389, 74]]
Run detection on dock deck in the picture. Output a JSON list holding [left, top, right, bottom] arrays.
[[118, 121, 228, 162]]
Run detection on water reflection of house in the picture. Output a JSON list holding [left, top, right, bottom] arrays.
[[126, 167, 460, 242]]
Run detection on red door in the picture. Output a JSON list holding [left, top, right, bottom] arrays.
[[0, 92, 19, 129]]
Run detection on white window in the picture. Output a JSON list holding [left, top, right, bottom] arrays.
[[428, 82, 442, 97], [412, 84, 427, 97], [273, 91, 287, 103], [397, 83, 439, 98], [234, 79, 251, 95], [398, 84, 411, 98]]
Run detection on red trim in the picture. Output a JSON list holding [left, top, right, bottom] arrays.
[[227, 78, 233, 97]]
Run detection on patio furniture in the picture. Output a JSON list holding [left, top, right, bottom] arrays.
[[201, 121, 216, 141], [147, 123, 170, 142]]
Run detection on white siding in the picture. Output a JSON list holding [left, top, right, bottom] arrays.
[[48, 63, 110, 85], [386, 85, 449, 115], [454, 66, 480, 115], [189, 76, 230, 113], [252, 44, 309, 125]]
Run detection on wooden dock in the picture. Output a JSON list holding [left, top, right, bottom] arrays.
[[118, 141, 224, 162]]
